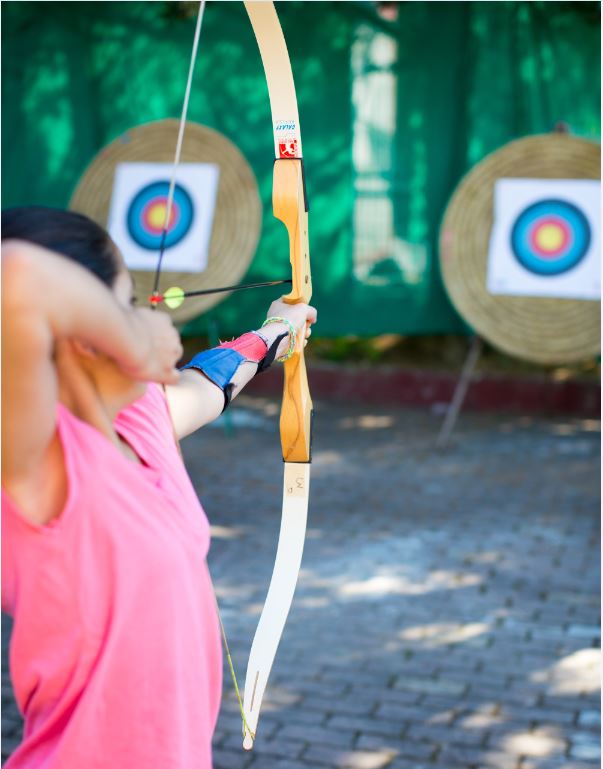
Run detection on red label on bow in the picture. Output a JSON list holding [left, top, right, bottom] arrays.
[[279, 139, 299, 159]]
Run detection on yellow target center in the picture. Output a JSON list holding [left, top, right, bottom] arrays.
[[535, 223, 565, 252], [147, 202, 169, 230]]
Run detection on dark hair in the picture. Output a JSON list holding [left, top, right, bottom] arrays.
[[1, 207, 120, 287]]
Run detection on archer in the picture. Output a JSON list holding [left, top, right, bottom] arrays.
[[1, 206, 316, 768]]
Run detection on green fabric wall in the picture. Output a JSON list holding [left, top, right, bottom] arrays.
[[2, 1, 600, 337]]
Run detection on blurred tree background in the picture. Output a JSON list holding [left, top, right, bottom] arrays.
[[2, 1, 600, 362]]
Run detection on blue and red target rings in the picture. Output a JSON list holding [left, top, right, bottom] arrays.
[[126, 181, 194, 250], [511, 199, 591, 276]]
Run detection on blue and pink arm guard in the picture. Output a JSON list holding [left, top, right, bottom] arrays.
[[181, 331, 287, 411]]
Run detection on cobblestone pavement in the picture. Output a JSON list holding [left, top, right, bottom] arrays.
[[2, 397, 600, 769]]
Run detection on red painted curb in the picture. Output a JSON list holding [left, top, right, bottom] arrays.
[[248, 363, 600, 417]]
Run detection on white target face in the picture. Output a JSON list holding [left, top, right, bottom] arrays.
[[107, 162, 220, 273], [487, 178, 600, 301]]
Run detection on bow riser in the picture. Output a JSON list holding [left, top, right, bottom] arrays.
[[273, 159, 313, 463]]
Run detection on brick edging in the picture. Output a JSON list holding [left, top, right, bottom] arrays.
[[247, 362, 600, 416]]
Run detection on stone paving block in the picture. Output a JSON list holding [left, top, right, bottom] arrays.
[[566, 624, 601, 641], [374, 701, 457, 725], [556, 638, 599, 656], [520, 760, 598, 769], [350, 687, 421, 707], [393, 675, 467, 697], [408, 721, 490, 748], [542, 695, 599, 713], [319, 668, 392, 689], [438, 744, 520, 768], [276, 723, 356, 749], [225, 734, 306, 761], [1, 711, 24, 735], [247, 758, 312, 769], [290, 679, 349, 698], [267, 707, 328, 728], [463, 672, 514, 691], [436, 657, 482, 675], [499, 706, 577, 727], [213, 748, 253, 769], [355, 734, 437, 761], [331, 714, 405, 739], [576, 709, 600, 728], [385, 760, 433, 769], [469, 685, 541, 708], [301, 744, 355, 768], [483, 721, 560, 743], [300, 694, 376, 717], [0, 734, 22, 760], [568, 731, 601, 762]]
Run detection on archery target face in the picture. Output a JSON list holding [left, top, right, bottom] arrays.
[[127, 181, 194, 250], [107, 162, 219, 272], [487, 179, 600, 300]]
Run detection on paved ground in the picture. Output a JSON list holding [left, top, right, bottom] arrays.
[[2, 396, 600, 769]]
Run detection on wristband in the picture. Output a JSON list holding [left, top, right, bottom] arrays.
[[261, 316, 296, 362]]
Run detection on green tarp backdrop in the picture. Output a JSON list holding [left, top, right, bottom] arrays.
[[2, 1, 600, 337]]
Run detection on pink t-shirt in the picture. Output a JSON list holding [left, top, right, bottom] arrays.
[[2, 384, 222, 768]]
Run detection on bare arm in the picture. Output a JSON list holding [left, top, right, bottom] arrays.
[[1, 240, 181, 484]]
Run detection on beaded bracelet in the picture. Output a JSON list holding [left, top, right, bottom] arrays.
[[261, 316, 297, 362]]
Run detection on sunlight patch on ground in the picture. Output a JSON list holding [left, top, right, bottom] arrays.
[[579, 418, 600, 431], [499, 726, 567, 757], [299, 574, 339, 588], [338, 415, 395, 430], [426, 706, 457, 725], [550, 423, 576, 436], [305, 528, 326, 540], [311, 450, 344, 467], [464, 551, 502, 564], [336, 750, 396, 769], [458, 705, 505, 729], [255, 685, 301, 710], [210, 525, 244, 540], [244, 601, 266, 617], [530, 648, 601, 695], [339, 570, 482, 599], [397, 621, 490, 647], [213, 584, 254, 601], [297, 596, 331, 609]]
